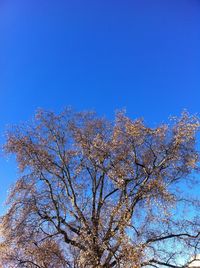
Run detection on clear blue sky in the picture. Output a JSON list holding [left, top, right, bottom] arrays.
[[0, 0, 200, 210]]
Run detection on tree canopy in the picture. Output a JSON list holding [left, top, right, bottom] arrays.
[[0, 109, 200, 268]]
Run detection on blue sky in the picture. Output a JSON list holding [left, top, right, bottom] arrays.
[[0, 0, 200, 211]]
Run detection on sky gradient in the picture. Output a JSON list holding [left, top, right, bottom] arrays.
[[0, 0, 200, 211]]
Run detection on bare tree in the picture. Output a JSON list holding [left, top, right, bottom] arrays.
[[0, 109, 200, 268]]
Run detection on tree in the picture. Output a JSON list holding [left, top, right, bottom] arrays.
[[0, 109, 200, 268]]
